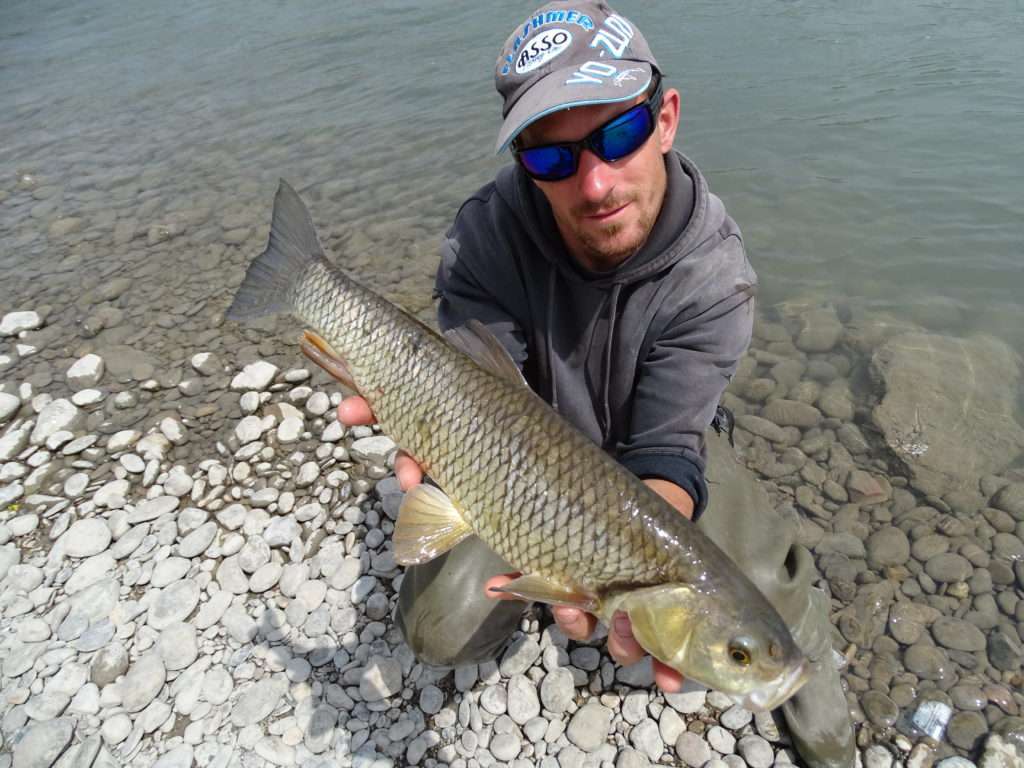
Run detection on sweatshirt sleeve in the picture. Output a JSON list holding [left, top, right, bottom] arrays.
[[618, 235, 756, 520]]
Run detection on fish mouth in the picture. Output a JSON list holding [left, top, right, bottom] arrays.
[[734, 659, 813, 712]]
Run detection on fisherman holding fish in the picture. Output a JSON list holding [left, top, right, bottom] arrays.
[[226, 1, 853, 765], [333, 3, 855, 766]]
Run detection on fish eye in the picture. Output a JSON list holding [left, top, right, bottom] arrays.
[[728, 639, 753, 666]]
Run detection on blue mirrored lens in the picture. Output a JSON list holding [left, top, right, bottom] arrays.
[[518, 145, 575, 180], [593, 105, 653, 162]]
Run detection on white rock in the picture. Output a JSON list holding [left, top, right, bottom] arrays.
[[277, 416, 303, 443], [13, 718, 75, 766], [101, 713, 132, 745], [264, 517, 301, 548], [30, 398, 82, 445], [0, 392, 20, 422], [63, 471, 90, 496], [160, 417, 187, 445], [71, 388, 105, 406], [0, 420, 32, 461], [120, 652, 166, 712], [305, 392, 330, 416], [231, 676, 288, 727], [231, 361, 279, 391], [158, 621, 199, 671], [191, 352, 221, 376], [350, 435, 397, 463], [64, 553, 115, 593], [359, 656, 403, 702], [66, 353, 105, 389], [0, 310, 42, 336], [61, 518, 112, 558], [107, 429, 142, 452]]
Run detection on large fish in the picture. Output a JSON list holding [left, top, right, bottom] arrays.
[[227, 181, 810, 710]]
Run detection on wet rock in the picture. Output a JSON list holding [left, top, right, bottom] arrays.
[[761, 399, 822, 428], [991, 483, 1024, 520], [867, 526, 910, 567], [926, 552, 972, 583], [795, 305, 843, 353], [947, 711, 988, 751], [987, 627, 1022, 672], [862, 691, 899, 728], [871, 332, 1024, 493], [230, 361, 278, 391], [932, 616, 987, 652], [904, 644, 952, 681], [30, 398, 83, 445]]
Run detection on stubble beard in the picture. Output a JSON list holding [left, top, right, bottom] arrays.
[[573, 193, 658, 270]]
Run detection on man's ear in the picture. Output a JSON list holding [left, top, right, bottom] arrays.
[[658, 88, 681, 152]]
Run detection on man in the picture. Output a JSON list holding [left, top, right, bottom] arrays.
[[337, 3, 855, 766]]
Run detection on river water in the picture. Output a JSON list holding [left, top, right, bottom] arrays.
[[1, 0, 1023, 761]]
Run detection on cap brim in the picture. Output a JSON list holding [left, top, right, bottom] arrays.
[[495, 63, 653, 154]]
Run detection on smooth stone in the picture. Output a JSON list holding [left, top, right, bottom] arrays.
[[249, 562, 283, 592], [231, 675, 288, 726], [121, 652, 166, 712], [151, 557, 190, 588], [987, 627, 1022, 672], [359, 656, 403, 702], [736, 735, 773, 768], [676, 732, 712, 768], [926, 552, 972, 582], [862, 691, 900, 727], [90, 638, 129, 688], [567, 702, 613, 752], [231, 361, 278, 391], [177, 521, 216, 557], [933, 616, 987, 652], [30, 399, 82, 445], [60, 518, 112, 558], [867, 526, 910, 567], [12, 717, 74, 768], [129, 495, 179, 524], [148, 579, 200, 629], [761, 399, 822, 428], [66, 354, 105, 389], [157, 621, 198, 671], [63, 553, 115, 594], [947, 711, 988, 751], [540, 668, 574, 713]]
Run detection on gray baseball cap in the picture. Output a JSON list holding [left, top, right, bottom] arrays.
[[494, 1, 659, 153]]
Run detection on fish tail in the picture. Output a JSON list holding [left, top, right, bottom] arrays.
[[226, 180, 324, 321]]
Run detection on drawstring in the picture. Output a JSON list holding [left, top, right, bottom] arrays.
[[601, 283, 621, 446], [545, 266, 559, 411]]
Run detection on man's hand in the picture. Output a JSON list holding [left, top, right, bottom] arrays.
[[336, 396, 423, 491], [484, 572, 685, 693]]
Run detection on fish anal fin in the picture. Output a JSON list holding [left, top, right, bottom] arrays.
[[444, 320, 528, 388], [394, 484, 474, 565], [300, 329, 359, 393], [491, 574, 599, 612]]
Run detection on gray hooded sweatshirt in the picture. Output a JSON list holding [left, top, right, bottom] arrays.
[[434, 151, 756, 517]]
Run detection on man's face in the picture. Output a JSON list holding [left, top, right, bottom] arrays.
[[521, 86, 681, 272]]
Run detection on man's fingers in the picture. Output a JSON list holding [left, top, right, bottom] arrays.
[[653, 660, 685, 693], [484, 572, 523, 601], [552, 606, 597, 642], [337, 397, 376, 426], [607, 611, 645, 667], [394, 452, 423, 492]]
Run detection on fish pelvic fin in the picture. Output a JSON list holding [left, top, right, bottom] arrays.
[[490, 574, 599, 612], [226, 180, 325, 321], [300, 330, 360, 393], [394, 484, 474, 565]]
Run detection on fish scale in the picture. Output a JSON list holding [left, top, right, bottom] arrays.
[[226, 180, 809, 710], [292, 258, 692, 587]]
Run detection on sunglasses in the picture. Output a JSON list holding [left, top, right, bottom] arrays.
[[513, 75, 664, 182]]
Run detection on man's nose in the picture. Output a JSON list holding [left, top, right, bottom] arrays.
[[575, 149, 615, 203]]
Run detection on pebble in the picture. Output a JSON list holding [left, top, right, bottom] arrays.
[[567, 702, 612, 752], [120, 652, 166, 712], [157, 621, 199, 670], [231, 361, 279, 390], [676, 732, 712, 767]]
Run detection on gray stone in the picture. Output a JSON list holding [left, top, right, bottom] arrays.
[[707, 725, 735, 754], [221, 604, 257, 643], [12, 717, 74, 768], [540, 667, 574, 713], [264, 516, 301, 548], [152, 746, 194, 768], [158, 621, 198, 671], [567, 702, 613, 752], [867, 526, 910, 567], [129, 495, 179, 524], [249, 562, 282, 592], [121, 652, 166, 712], [629, 719, 664, 762], [926, 552, 972, 582], [932, 616, 987, 652], [64, 553, 115, 594], [987, 627, 1022, 672], [675, 732, 712, 768], [359, 656, 403, 701], [90, 641, 129, 686], [150, 557, 190, 588], [500, 635, 542, 676], [761, 399, 822, 428], [60, 518, 112, 558], [177, 521, 217, 557], [231, 676, 288, 726], [148, 579, 200, 629], [737, 735, 774, 768], [507, 673, 541, 724]]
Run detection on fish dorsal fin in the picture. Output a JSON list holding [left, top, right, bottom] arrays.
[[394, 484, 474, 565], [444, 320, 528, 388], [490, 574, 599, 612]]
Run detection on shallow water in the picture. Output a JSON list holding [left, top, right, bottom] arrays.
[[1, 0, 1023, 761]]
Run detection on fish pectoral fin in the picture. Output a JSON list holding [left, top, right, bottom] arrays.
[[393, 484, 474, 565], [444, 320, 528, 388], [490, 574, 599, 612], [300, 330, 360, 393]]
